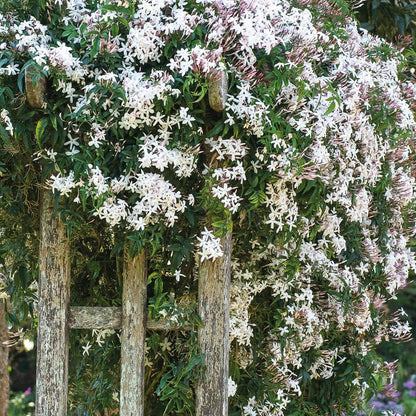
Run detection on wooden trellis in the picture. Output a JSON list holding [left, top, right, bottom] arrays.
[[30, 71, 232, 415], [35, 192, 232, 416]]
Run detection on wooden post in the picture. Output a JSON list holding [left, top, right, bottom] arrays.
[[0, 300, 8, 416], [208, 71, 228, 112], [25, 66, 46, 109], [120, 249, 147, 416], [196, 232, 232, 416], [35, 191, 70, 416]]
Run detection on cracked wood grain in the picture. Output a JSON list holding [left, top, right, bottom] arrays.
[[35, 191, 70, 416], [25, 66, 46, 109], [208, 71, 228, 112], [119, 249, 147, 416], [68, 306, 191, 331], [196, 231, 232, 416]]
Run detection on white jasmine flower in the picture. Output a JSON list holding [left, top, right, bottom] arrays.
[[228, 377, 237, 397], [196, 228, 223, 262], [82, 341, 92, 356]]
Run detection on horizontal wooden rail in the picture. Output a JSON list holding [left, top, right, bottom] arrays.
[[69, 307, 120, 329], [68, 306, 191, 331]]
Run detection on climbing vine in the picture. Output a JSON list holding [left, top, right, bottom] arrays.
[[1, 0, 416, 415]]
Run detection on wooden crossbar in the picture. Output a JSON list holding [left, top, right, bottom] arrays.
[[68, 306, 192, 331], [68, 306, 121, 330]]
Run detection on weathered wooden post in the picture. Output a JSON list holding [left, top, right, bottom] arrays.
[[27, 65, 71, 416], [196, 232, 232, 416], [208, 70, 228, 112], [35, 190, 71, 416], [0, 299, 9, 416], [119, 248, 147, 416], [25, 66, 46, 109], [196, 71, 231, 416]]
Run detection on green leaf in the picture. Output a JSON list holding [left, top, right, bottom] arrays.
[[212, 220, 227, 230], [6, 312, 20, 325], [117, 17, 130, 29], [111, 23, 119, 37], [0, 124, 10, 146], [90, 36, 100, 60], [101, 4, 133, 14], [154, 277, 164, 297], [50, 114, 58, 130], [17, 70, 25, 94], [35, 118, 49, 147], [324, 101, 336, 116], [248, 190, 267, 206], [206, 121, 224, 138]]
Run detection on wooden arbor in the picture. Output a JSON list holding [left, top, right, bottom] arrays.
[[30, 70, 232, 415]]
